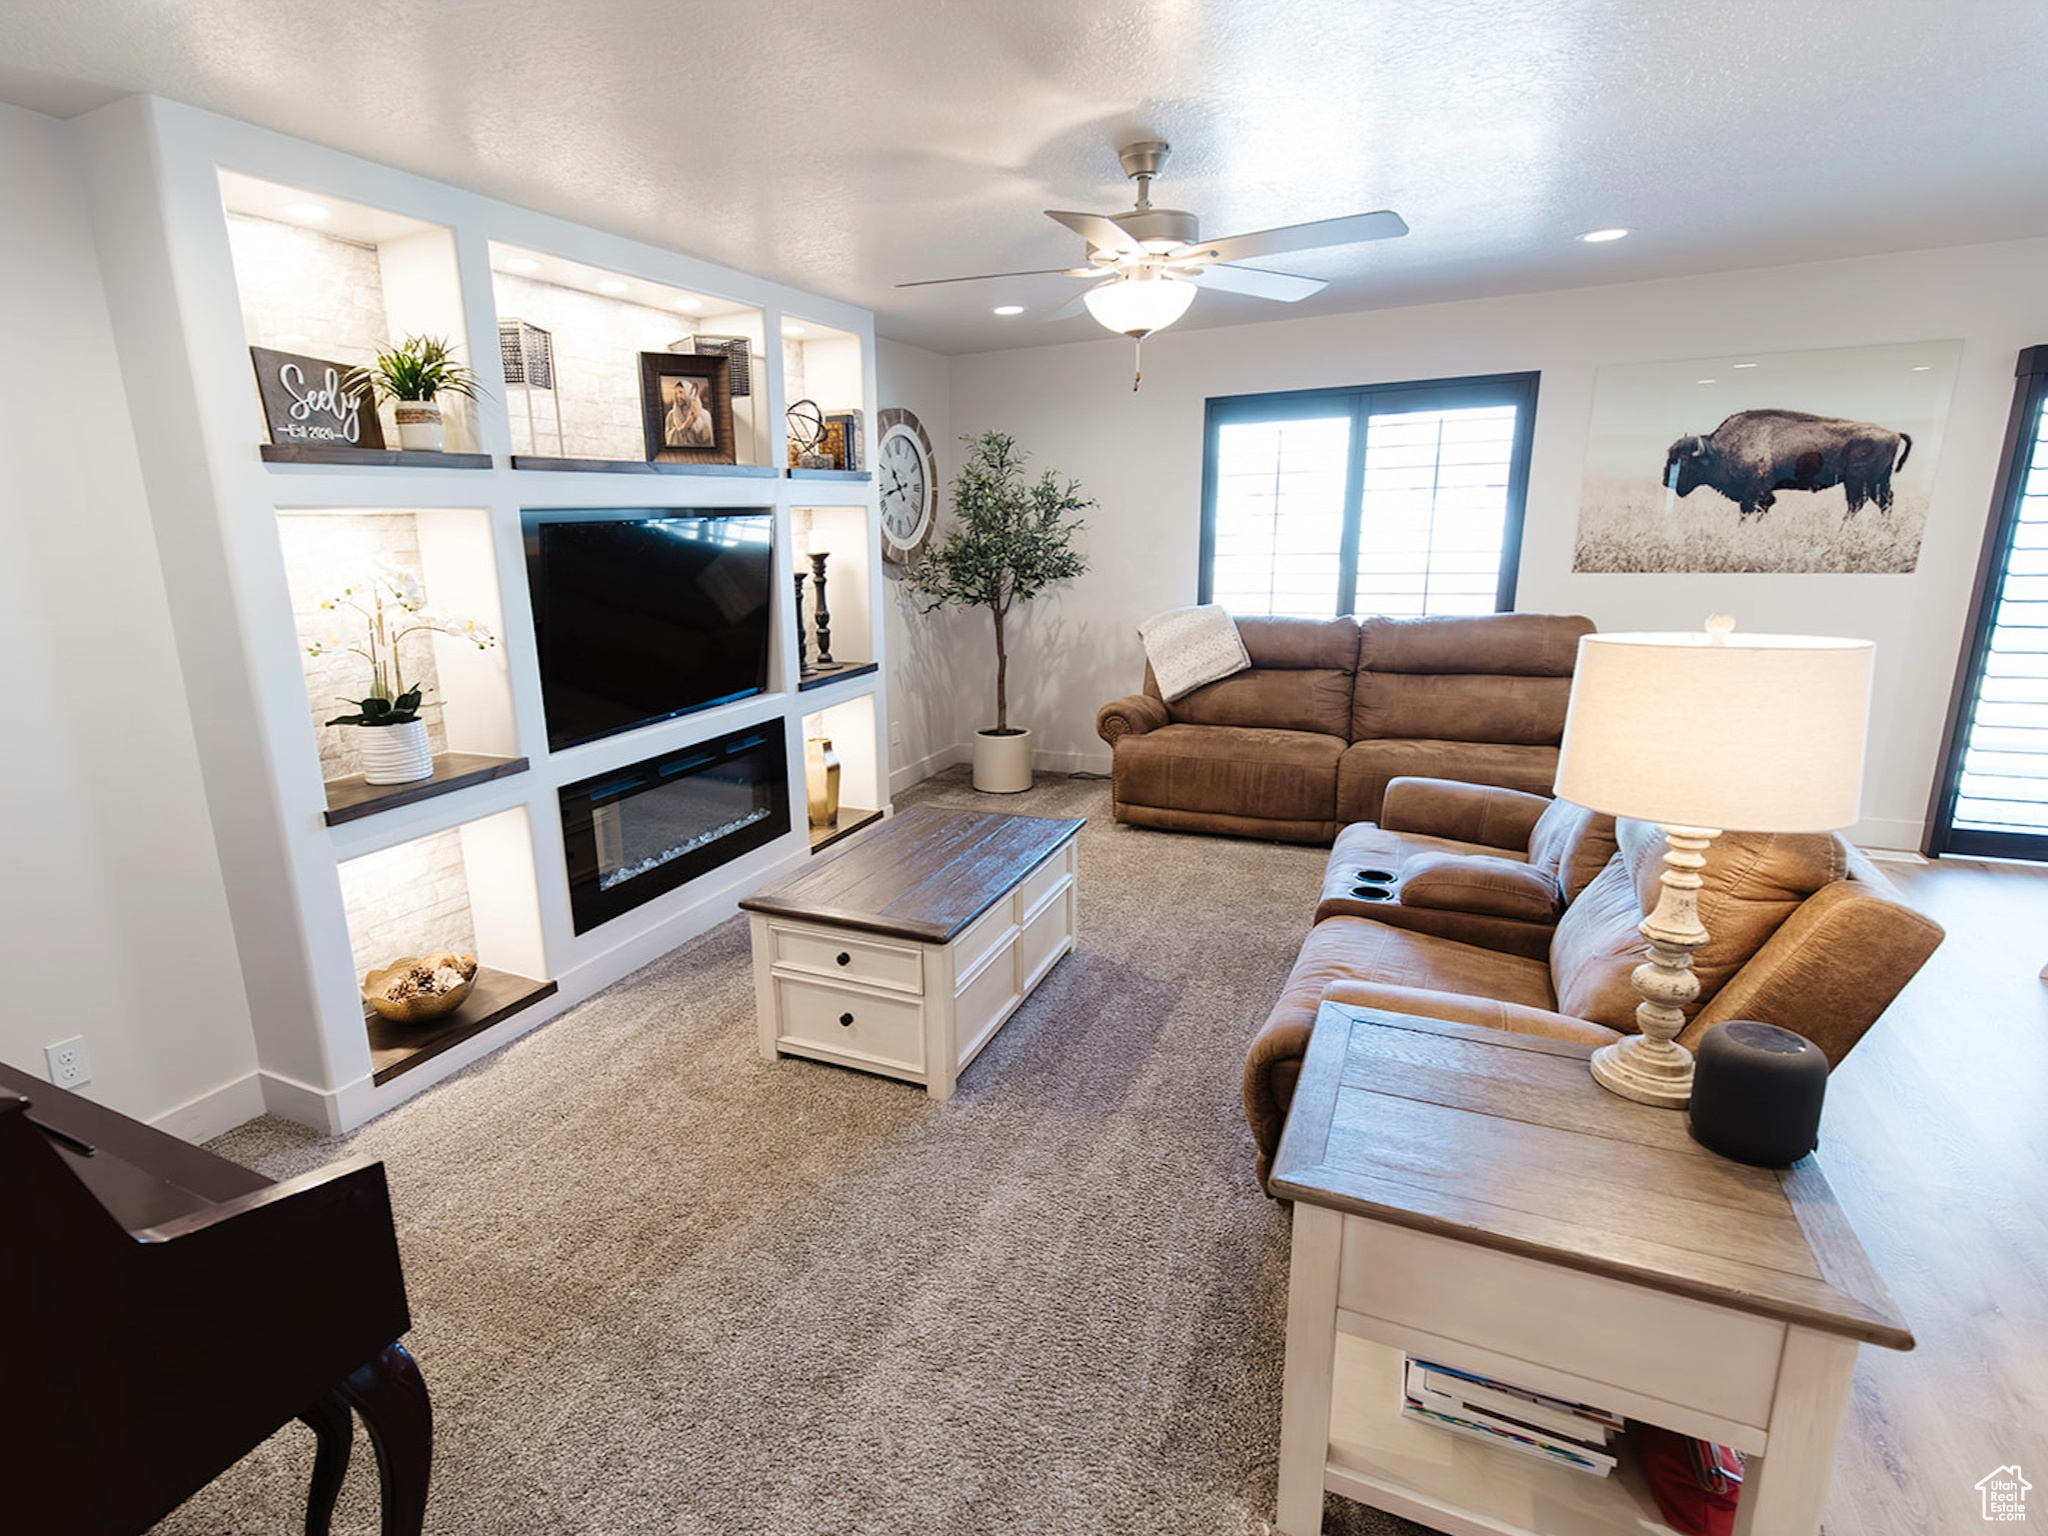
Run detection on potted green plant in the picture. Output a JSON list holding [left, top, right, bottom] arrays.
[[909, 430, 1091, 793], [349, 334, 484, 452], [307, 561, 496, 784]]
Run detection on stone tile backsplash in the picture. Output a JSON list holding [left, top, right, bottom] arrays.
[[339, 828, 479, 985]]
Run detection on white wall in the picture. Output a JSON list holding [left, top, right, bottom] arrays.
[[943, 239, 2048, 845], [875, 337, 976, 792], [0, 102, 261, 1136]]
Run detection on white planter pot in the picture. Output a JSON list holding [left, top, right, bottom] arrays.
[[393, 399, 445, 452], [973, 728, 1033, 794], [357, 718, 434, 784]]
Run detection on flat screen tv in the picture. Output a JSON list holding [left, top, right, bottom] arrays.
[[525, 510, 775, 751]]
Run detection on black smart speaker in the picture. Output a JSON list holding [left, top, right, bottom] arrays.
[[1688, 1020, 1829, 1167]]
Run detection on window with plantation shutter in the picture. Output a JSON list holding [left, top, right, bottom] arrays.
[[1200, 374, 1537, 621], [1927, 346, 2048, 857]]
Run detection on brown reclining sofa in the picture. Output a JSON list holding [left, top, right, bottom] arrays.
[[1242, 777, 1946, 1188], [1096, 612, 1595, 842]]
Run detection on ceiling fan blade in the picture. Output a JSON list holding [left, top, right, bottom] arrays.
[[895, 267, 1091, 289], [1188, 264, 1327, 302], [1045, 210, 1146, 256], [1040, 291, 1094, 323], [1196, 210, 1409, 265]]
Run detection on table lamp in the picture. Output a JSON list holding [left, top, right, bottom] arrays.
[[1553, 616, 1874, 1107]]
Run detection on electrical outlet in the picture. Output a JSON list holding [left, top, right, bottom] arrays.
[[45, 1035, 91, 1089]]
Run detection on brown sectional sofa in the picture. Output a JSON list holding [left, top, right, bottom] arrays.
[[1242, 778, 1945, 1188], [1096, 611, 1594, 842]]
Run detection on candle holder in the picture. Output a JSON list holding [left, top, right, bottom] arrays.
[[794, 570, 808, 674], [809, 551, 834, 666]]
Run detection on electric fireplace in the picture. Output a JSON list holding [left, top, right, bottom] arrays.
[[558, 721, 789, 933]]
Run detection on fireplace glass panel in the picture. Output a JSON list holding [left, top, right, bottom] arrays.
[[559, 721, 789, 933]]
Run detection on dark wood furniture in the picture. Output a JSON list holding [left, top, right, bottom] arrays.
[[0, 1062, 430, 1534], [1270, 1002, 1912, 1536]]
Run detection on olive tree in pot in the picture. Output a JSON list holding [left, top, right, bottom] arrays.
[[348, 334, 483, 452], [909, 430, 1090, 793]]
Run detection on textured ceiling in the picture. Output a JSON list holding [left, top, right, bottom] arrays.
[[3, 1, 2046, 353]]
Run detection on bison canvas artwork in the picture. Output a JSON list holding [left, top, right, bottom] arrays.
[[1573, 340, 1961, 574]]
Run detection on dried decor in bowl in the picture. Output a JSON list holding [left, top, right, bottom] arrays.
[[363, 952, 479, 1024]]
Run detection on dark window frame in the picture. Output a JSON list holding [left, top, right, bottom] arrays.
[[1197, 371, 1540, 617], [1923, 344, 2048, 860]]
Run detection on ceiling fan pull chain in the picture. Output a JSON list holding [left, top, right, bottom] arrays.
[[1132, 334, 1143, 392]]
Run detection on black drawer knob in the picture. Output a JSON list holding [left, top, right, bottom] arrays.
[[836, 952, 851, 966], [838, 1011, 854, 1027]]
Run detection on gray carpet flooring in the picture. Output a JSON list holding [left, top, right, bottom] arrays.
[[160, 769, 1417, 1535]]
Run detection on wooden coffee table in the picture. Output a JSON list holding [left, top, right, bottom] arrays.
[[739, 804, 1082, 1098], [1270, 1002, 1913, 1536]]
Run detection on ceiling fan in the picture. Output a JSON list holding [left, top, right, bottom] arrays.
[[898, 141, 1409, 387]]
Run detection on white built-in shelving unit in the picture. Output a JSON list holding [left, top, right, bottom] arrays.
[[79, 98, 887, 1131]]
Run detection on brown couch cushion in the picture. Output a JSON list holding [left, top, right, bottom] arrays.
[[1399, 852, 1560, 922], [1318, 981, 1621, 1050], [1156, 615, 1359, 737], [1551, 821, 1848, 1033], [1243, 916, 1561, 1173], [1337, 739, 1561, 826], [1358, 612, 1595, 676], [1353, 672, 1576, 746], [1112, 724, 1346, 823], [1317, 823, 1552, 956], [1526, 799, 1620, 904]]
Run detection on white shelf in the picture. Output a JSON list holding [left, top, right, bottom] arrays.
[[1324, 1334, 1680, 1536]]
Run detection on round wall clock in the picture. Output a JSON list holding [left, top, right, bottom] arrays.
[[876, 406, 938, 565]]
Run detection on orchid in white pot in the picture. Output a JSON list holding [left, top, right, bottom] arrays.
[[306, 560, 496, 784]]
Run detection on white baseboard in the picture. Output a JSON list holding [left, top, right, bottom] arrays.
[[1033, 746, 1112, 776], [149, 1070, 267, 1143], [891, 742, 968, 794], [259, 1068, 348, 1134]]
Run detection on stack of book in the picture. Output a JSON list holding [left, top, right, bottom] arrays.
[[1400, 1357, 1625, 1477]]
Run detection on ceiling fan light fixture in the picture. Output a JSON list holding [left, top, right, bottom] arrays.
[[1083, 273, 1197, 338]]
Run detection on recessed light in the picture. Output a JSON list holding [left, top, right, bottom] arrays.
[[284, 201, 330, 222], [673, 297, 702, 311], [1911, 365, 1931, 372], [598, 279, 630, 294], [1697, 378, 1717, 385], [1579, 228, 1629, 243], [1733, 362, 1758, 369], [785, 323, 808, 336], [993, 305, 1025, 316], [503, 257, 540, 274]]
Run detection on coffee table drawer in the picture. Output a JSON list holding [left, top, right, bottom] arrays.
[[773, 976, 924, 1072], [772, 926, 923, 994], [1018, 845, 1074, 915]]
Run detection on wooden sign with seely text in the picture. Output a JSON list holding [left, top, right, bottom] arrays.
[[250, 346, 385, 449]]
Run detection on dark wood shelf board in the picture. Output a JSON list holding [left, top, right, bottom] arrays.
[[323, 754, 529, 825], [797, 660, 879, 692], [364, 967, 558, 1086], [808, 806, 884, 854], [261, 444, 493, 470], [509, 455, 779, 478], [786, 467, 872, 482]]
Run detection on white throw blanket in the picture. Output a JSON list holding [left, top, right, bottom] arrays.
[[1138, 604, 1251, 701]]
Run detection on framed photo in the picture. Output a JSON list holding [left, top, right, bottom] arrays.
[[639, 352, 735, 464], [250, 345, 385, 449], [1572, 339, 1961, 574]]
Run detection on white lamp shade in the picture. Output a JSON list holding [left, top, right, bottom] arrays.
[[1554, 630, 1874, 833], [1083, 274, 1196, 337]]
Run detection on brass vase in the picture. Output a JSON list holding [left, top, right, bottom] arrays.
[[805, 736, 841, 828]]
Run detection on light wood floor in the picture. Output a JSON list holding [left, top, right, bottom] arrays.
[[1820, 855, 2047, 1533]]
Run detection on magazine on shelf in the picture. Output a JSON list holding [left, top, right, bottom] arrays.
[[1399, 1394, 1619, 1477], [1410, 1359, 1621, 1442]]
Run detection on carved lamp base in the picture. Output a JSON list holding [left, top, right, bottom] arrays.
[[1592, 824, 1718, 1111]]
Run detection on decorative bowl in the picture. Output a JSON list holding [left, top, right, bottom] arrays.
[[362, 952, 479, 1025]]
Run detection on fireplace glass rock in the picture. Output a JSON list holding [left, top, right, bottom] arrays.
[[559, 721, 790, 933]]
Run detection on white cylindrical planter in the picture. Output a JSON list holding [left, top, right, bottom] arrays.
[[393, 400, 445, 451], [973, 728, 1033, 793], [357, 718, 434, 784]]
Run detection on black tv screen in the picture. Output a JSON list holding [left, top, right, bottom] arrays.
[[525, 511, 775, 751]]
